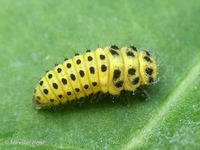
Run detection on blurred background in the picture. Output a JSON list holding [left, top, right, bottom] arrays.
[[0, 0, 200, 149]]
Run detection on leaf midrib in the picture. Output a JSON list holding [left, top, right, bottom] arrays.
[[122, 57, 200, 149]]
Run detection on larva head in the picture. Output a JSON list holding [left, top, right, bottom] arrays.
[[138, 51, 157, 85]]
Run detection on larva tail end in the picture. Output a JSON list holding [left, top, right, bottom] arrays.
[[32, 96, 43, 110]]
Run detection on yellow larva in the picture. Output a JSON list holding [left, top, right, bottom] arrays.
[[33, 45, 157, 109]]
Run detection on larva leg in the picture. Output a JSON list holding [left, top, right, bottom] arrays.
[[137, 87, 150, 100], [120, 91, 131, 107], [89, 91, 103, 103]]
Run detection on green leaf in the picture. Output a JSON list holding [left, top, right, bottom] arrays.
[[0, 0, 200, 149]]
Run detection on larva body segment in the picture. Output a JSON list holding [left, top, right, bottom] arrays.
[[33, 45, 157, 109], [95, 48, 109, 93]]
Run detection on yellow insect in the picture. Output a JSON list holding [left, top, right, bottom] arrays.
[[33, 45, 157, 109]]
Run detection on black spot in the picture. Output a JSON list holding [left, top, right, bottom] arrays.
[[128, 68, 136, 75], [79, 96, 84, 100], [126, 51, 135, 57], [130, 45, 137, 51], [100, 54, 106, 60], [86, 49, 91, 53], [64, 58, 68, 61], [145, 68, 153, 75], [144, 56, 152, 63], [50, 99, 54, 102], [115, 81, 123, 88], [149, 77, 154, 83], [89, 67, 95, 74], [75, 88, 80, 92], [132, 77, 139, 85], [48, 74, 53, 79], [35, 100, 41, 104], [70, 74, 76, 81], [101, 65, 107, 72], [46, 70, 49, 73], [110, 45, 119, 50], [145, 51, 150, 56], [109, 49, 119, 56], [74, 53, 79, 56], [84, 84, 89, 89], [113, 69, 121, 79], [36, 96, 40, 100], [58, 94, 63, 98], [96, 91, 101, 95], [57, 68, 62, 73], [61, 78, 67, 85], [79, 70, 85, 77], [66, 63, 71, 68], [88, 56, 93, 61], [43, 89, 48, 95], [67, 91, 71, 96], [76, 59, 81, 65], [88, 93, 93, 97], [92, 82, 97, 86], [52, 83, 58, 89], [39, 80, 43, 86]]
